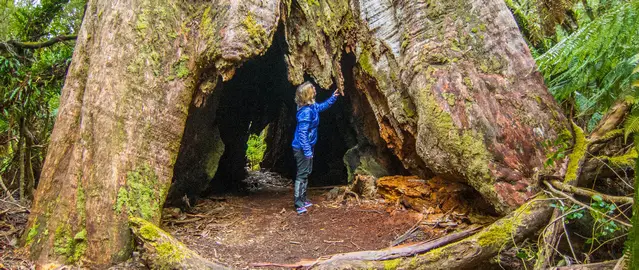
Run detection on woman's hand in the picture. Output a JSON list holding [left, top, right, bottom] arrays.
[[333, 90, 342, 97]]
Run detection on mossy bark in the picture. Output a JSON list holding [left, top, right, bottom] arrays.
[[129, 217, 228, 269]]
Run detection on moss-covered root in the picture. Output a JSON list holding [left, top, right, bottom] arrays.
[[129, 217, 229, 270], [313, 195, 553, 269]]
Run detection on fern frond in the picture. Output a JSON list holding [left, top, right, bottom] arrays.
[[538, 1, 639, 115], [624, 114, 639, 143]]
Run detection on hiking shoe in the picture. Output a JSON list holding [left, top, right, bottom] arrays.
[[296, 207, 307, 215], [304, 201, 313, 208]]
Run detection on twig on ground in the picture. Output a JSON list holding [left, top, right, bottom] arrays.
[[350, 240, 360, 250], [166, 217, 202, 225], [391, 214, 426, 247], [323, 240, 344, 244]]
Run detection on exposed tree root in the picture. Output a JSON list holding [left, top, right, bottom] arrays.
[[252, 196, 552, 269], [544, 181, 632, 227], [549, 180, 633, 204], [129, 217, 229, 270]]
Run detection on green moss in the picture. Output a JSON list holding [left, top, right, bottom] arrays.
[[477, 207, 528, 249], [564, 123, 587, 183], [140, 224, 161, 240], [242, 12, 266, 45], [170, 55, 190, 79], [442, 92, 456, 106], [417, 87, 497, 210], [127, 164, 162, 221], [25, 222, 39, 246], [114, 187, 129, 214], [136, 14, 149, 31], [477, 219, 515, 247], [155, 242, 186, 269], [383, 258, 401, 269], [359, 49, 375, 75], [306, 0, 320, 6], [425, 246, 445, 260], [54, 224, 72, 256], [604, 148, 638, 168], [402, 98, 416, 118], [600, 129, 623, 141], [463, 77, 473, 88], [67, 229, 88, 263], [479, 23, 487, 31], [401, 33, 410, 50]]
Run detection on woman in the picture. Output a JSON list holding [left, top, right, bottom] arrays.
[[291, 82, 340, 214]]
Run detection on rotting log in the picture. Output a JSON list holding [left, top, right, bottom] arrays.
[[129, 217, 229, 270], [252, 195, 553, 269]]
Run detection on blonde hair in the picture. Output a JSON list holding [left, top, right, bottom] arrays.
[[295, 82, 315, 107]]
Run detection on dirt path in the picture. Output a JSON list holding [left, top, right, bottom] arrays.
[[162, 172, 426, 269]]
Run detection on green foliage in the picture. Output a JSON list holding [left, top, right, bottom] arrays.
[[550, 202, 585, 222], [0, 0, 85, 196], [537, 2, 639, 118], [543, 129, 572, 168], [246, 127, 267, 171], [587, 194, 621, 240]]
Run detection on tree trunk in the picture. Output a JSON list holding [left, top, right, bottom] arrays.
[[22, 0, 282, 267], [24, 0, 566, 267]]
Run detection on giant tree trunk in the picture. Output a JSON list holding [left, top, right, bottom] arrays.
[[23, 0, 566, 267]]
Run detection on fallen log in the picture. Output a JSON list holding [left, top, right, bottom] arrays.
[[252, 195, 553, 269], [129, 217, 229, 270]]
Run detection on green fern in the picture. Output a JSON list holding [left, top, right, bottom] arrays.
[[537, 1, 639, 116], [625, 115, 639, 142]]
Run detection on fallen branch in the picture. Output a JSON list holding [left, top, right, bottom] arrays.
[[165, 217, 202, 225], [549, 180, 633, 204], [129, 217, 229, 270]]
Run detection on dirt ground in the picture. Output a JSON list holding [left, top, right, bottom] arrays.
[[164, 189, 420, 269]]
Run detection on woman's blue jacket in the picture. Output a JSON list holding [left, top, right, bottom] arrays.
[[291, 95, 338, 158]]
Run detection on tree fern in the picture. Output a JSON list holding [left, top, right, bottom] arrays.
[[537, 1, 639, 116]]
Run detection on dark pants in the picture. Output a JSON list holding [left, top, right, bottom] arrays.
[[293, 149, 313, 208]]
